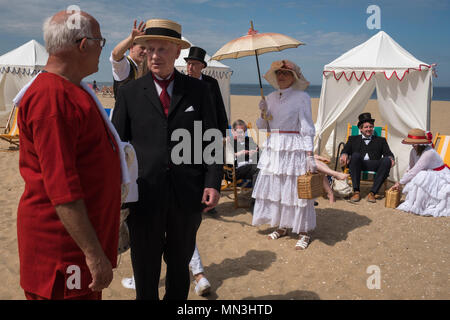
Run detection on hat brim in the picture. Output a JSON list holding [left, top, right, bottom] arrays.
[[357, 119, 375, 127], [134, 35, 191, 49], [184, 57, 207, 67], [264, 67, 309, 91], [401, 138, 432, 145]]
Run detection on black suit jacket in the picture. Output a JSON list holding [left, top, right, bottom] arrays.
[[112, 70, 223, 214], [202, 74, 229, 137], [341, 135, 394, 160]]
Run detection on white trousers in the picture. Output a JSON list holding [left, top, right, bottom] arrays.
[[189, 244, 204, 276]]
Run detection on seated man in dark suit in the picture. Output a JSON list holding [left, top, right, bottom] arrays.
[[339, 113, 395, 203]]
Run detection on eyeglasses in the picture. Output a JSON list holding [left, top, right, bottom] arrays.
[[275, 70, 292, 76], [76, 37, 106, 48]]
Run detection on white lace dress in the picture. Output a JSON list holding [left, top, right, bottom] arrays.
[[397, 146, 450, 217], [252, 87, 316, 234]]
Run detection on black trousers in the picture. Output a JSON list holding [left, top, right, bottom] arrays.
[[348, 153, 391, 194], [235, 164, 259, 186], [126, 188, 201, 300]]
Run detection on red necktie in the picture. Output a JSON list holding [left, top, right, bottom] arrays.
[[152, 73, 174, 117]]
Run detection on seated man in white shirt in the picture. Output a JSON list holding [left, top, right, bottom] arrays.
[[110, 20, 147, 97]]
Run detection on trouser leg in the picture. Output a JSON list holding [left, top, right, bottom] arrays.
[[127, 206, 166, 300], [366, 157, 391, 194], [163, 205, 202, 300], [348, 152, 363, 191], [189, 244, 204, 276]]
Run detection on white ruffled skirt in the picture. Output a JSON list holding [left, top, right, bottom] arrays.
[[397, 168, 450, 217], [252, 134, 316, 234]]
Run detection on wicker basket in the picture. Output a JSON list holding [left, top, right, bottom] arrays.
[[385, 189, 401, 208], [298, 172, 323, 199]]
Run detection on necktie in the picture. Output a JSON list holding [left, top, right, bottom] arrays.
[[152, 73, 174, 117]]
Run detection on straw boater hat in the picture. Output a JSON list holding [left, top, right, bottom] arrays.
[[402, 128, 433, 145], [264, 60, 310, 91], [134, 19, 191, 49]]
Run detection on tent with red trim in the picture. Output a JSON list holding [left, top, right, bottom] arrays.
[[0, 40, 48, 115], [314, 31, 433, 181]]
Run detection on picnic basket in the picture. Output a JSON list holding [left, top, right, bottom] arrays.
[[385, 189, 401, 208], [298, 171, 323, 199]]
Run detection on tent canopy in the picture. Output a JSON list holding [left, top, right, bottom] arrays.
[[175, 37, 233, 121], [0, 40, 48, 113], [315, 31, 433, 181]]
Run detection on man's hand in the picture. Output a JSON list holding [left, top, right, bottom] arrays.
[[85, 252, 113, 292], [201, 188, 220, 213], [340, 154, 348, 167], [390, 157, 395, 168], [131, 20, 146, 39]]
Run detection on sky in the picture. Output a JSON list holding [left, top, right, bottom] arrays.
[[0, 0, 449, 86]]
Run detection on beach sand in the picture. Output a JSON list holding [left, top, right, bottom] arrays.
[[0, 96, 449, 300]]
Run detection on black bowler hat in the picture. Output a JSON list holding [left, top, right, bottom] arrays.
[[184, 46, 207, 67], [357, 112, 375, 128]]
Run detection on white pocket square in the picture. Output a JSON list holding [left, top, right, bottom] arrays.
[[185, 106, 195, 112]]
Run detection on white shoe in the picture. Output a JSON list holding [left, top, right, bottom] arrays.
[[121, 276, 136, 290], [194, 277, 211, 296]]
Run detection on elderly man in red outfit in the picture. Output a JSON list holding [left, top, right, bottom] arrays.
[[16, 10, 122, 300]]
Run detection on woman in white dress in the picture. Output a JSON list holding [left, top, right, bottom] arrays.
[[390, 128, 449, 217], [252, 60, 317, 250]]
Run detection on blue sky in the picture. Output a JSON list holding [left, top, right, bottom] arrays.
[[0, 0, 449, 85]]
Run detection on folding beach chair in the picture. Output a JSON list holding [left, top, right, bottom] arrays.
[[0, 105, 19, 147], [433, 133, 450, 166], [221, 122, 255, 209], [335, 123, 389, 191]]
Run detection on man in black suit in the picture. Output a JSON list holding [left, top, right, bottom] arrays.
[[185, 46, 229, 137], [339, 113, 394, 202], [112, 19, 223, 300]]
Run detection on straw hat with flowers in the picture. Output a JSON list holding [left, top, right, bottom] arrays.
[[264, 60, 310, 91], [401, 128, 433, 145]]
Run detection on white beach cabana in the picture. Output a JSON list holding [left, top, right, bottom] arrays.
[[175, 38, 233, 121], [314, 31, 433, 181], [0, 40, 48, 114]]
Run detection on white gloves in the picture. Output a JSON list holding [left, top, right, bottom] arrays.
[[306, 155, 317, 173], [258, 99, 268, 112]]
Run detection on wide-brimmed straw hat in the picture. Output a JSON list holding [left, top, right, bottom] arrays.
[[264, 60, 310, 91], [134, 19, 191, 49], [402, 128, 433, 145]]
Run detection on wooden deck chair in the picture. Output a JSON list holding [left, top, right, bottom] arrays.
[[220, 122, 254, 209], [0, 105, 19, 147], [336, 123, 389, 191], [433, 132, 450, 166]]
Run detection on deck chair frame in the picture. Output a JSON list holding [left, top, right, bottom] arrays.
[[0, 105, 19, 147], [433, 132, 450, 166]]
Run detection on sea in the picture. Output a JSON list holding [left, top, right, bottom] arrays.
[[94, 82, 450, 101]]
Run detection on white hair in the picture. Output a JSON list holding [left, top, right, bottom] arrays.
[[43, 13, 93, 55]]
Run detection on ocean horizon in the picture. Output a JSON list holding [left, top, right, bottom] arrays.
[[94, 82, 450, 101]]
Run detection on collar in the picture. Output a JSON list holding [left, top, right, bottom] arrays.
[[153, 71, 175, 81], [127, 55, 138, 68], [362, 134, 373, 140]]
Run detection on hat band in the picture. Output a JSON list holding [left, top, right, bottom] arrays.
[[407, 134, 428, 140], [145, 27, 181, 39]]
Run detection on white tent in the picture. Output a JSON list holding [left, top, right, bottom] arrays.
[[0, 40, 48, 114], [315, 31, 433, 181], [175, 37, 233, 121]]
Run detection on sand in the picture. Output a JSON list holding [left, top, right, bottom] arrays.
[[0, 96, 449, 300]]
